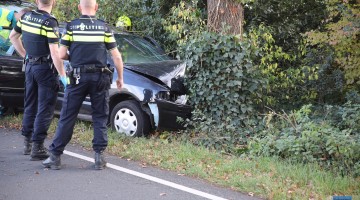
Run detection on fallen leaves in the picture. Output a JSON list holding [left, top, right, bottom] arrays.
[[244, 171, 252, 177]]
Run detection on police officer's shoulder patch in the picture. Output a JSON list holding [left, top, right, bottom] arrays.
[[23, 13, 32, 22], [53, 26, 59, 38]]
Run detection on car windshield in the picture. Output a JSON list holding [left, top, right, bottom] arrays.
[[115, 34, 171, 64]]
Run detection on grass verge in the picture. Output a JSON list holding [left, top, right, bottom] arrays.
[[0, 114, 359, 200]]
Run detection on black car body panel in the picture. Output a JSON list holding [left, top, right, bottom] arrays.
[[0, 54, 24, 108]]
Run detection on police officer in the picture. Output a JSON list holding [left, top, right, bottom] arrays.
[[42, 0, 124, 170], [9, 0, 67, 160], [0, 8, 30, 53], [115, 15, 131, 31], [0, 8, 29, 29]]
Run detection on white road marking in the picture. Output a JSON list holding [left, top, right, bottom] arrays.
[[64, 150, 228, 200]]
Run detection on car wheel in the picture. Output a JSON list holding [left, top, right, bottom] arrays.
[[110, 100, 150, 137]]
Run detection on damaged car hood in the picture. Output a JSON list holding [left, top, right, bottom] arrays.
[[125, 60, 186, 88]]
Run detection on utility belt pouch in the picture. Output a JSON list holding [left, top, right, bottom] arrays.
[[65, 63, 75, 84], [22, 58, 26, 72]]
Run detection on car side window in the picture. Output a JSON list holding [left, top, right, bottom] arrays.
[[0, 28, 16, 56]]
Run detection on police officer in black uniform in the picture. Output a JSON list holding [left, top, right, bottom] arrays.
[[9, 0, 67, 160], [42, 0, 124, 170]]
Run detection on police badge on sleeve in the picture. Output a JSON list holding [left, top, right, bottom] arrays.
[[53, 27, 59, 38]]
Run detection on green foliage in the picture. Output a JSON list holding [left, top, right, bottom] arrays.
[[302, 44, 346, 104], [182, 31, 266, 124], [181, 110, 260, 154], [52, 0, 79, 22], [174, 25, 287, 153], [305, 1, 360, 88], [243, 0, 328, 109], [248, 104, 360, 177], [245, 0, 327, 53], [162, 0, 207, 54]]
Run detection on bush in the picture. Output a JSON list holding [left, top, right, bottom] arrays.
[[248, 104, 360, 177]]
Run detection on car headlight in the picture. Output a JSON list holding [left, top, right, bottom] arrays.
[[155, 91, 188, 105]]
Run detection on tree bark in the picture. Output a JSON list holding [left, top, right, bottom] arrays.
[[207, 0, 244, 35]]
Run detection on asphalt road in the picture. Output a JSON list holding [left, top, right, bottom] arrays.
[[0, 128, 262, 200]]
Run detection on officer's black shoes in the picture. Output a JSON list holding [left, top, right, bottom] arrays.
[[42, 153, 61, 170], [30, 142, 49, 161], [23, 137, 32, 155], [94, 152, 106, 170]]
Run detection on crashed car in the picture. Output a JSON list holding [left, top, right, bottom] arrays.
[[0, 1, 192, 137]]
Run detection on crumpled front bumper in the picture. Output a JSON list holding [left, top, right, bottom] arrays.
[[148, 99, 192, 131]]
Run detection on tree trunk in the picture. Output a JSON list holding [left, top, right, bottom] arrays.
[[207, 0, 244, 35]]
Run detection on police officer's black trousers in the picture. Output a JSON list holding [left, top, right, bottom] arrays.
[[22, 63, 59, 143], [49, 73, 109, 155]]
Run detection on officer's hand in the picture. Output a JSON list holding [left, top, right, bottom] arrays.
[[116, 78, 123, 90], [60, 76, 67, 90]]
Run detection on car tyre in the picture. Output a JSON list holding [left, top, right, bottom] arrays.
[[110, 100, 150, 137]]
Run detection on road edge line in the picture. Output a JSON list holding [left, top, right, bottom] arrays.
[[64, 150, 228, 200]]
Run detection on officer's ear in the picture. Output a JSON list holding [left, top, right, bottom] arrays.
[[78, 4, 82, 12], [95, 3, 98, 11]]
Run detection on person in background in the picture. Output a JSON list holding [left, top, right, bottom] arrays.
[[0, 8, 30, 54], [0, 7, 30, 29], [116, 15, 131, 31]]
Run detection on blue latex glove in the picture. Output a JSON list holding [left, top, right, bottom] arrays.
[[60, 76, 67, 90]]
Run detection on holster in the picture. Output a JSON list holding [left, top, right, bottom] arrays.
[[96, 65, 113, 90], [65, 63, 75, 84], [97, 73, 111, 91]]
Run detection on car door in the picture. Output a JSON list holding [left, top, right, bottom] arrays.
[[0, 27, 24, 108]]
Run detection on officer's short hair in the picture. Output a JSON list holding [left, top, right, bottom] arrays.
[[39, 0, 53, 6]]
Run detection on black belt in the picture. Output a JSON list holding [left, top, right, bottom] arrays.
[[27, 56, 52, 64], [74, 65, 112, 73]]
